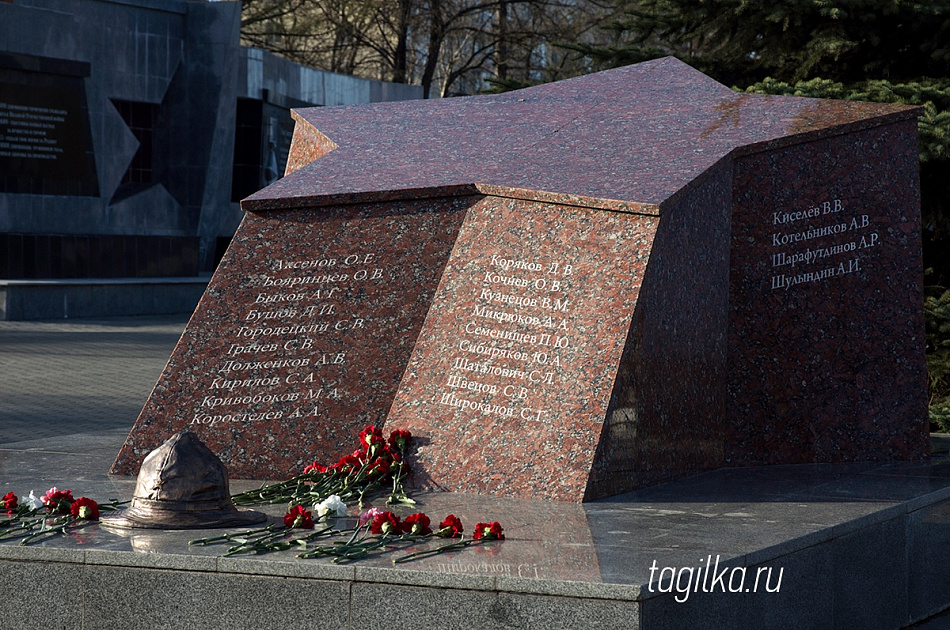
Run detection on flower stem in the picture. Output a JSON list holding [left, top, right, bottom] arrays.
[[19, 518, 70, 546], [393, 538, 480, 564], [0, 520, 36, 541], [188, 524, 280, 546], [97, 499, 131, 512]]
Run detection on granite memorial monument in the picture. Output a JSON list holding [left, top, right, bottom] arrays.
[[113, 57, 928, 502]]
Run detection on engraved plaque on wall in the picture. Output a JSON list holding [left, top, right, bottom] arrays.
[[0, 53, 98, 196]]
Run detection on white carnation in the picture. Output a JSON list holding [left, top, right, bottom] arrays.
[[315, 494, 348, 518]]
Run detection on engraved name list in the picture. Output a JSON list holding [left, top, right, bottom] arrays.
[[438, 254, 576, 425], [190, 252, 385, 430], [769, 198, 879, 290]]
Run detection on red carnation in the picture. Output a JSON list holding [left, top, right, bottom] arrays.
[[437, 514, 464, 538], [367, 458, 391, 478], [70, 497, 99, 521], [284, 505, 314, 529], [370, 510, 401, 535], [359, 425, 385, 453], [2, 491, 17, 514], [387, 429, 412, 452], [42, 487, 75, 514], [335, 453, 362, 474], [473, 521, 504, 540], [402, 512, 432, 536], [303, 462, 328, 474]]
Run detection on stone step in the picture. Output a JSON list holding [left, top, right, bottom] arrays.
[[0, 277, 208, 320]]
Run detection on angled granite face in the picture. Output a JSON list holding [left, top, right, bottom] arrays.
[[114, 57, 928, 501], [112, 197, 475, 477], [726, 118, 926, 467]]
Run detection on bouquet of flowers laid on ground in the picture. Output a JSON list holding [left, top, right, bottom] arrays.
[[193, 427, 505, 563], [190, 504, 504, 564], [0, 487, 124, 545], [230, 425, 415, 510], [300, 509, 504, 564]]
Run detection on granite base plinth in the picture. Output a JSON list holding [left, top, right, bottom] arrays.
[[2, 432, 950, 629]]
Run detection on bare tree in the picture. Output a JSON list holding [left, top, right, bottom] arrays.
[[238, 0, 618, 96]]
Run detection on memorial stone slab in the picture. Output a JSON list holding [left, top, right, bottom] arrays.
[[0, 52, 98, 196], [112, 57, 929, 501]]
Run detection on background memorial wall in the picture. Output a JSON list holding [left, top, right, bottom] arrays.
[[0, 0, 421, 320]]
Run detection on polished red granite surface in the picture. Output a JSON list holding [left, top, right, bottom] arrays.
[[388, 197, 657, 500], [727, 118, 927, 466], [112, 197, 475, 477], [114, 57, 927, 501], [244, 57, 914, 213]]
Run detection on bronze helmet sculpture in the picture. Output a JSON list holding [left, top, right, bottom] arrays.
[[102, 431, 267, 529]]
